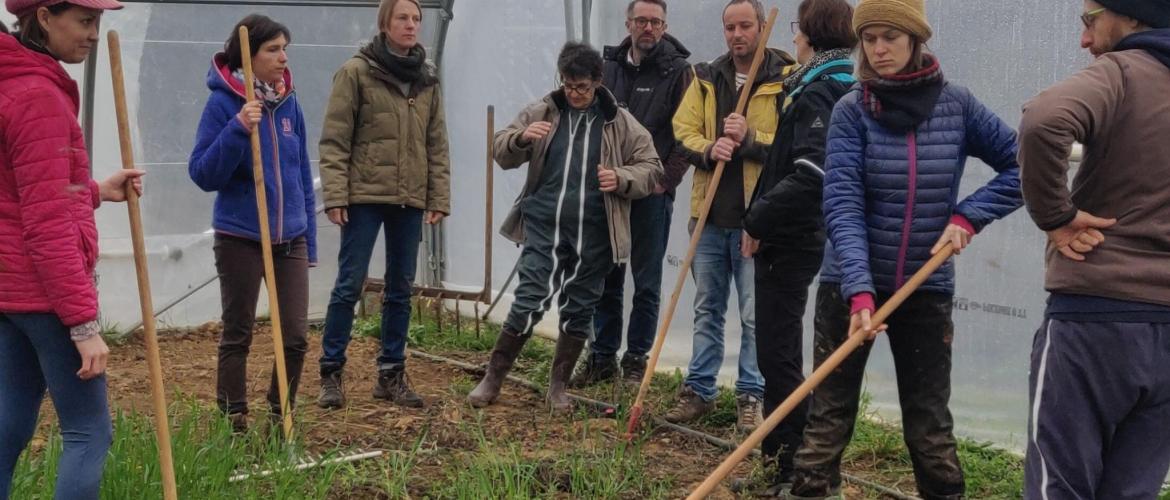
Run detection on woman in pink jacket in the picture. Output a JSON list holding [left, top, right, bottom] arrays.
[[0, 0, 143, 498]]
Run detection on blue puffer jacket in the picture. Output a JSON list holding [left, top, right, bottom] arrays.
[[189, 54, 317, 263], [820, 83, 1022, 303]]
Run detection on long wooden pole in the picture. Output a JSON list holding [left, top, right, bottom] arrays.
[[106, 30, 179, 500], [482, 105, 494, 303], [625, 7, 780, 439], [686, 244, 956, 499], [239, 26, 294, 440]]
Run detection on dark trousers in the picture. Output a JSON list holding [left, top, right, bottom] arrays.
[[0, 313, 112, 500], [214, 234, 309, 415], [1026, 318, 1170, 500], [754, 244, 822, 479], [319, 204, 423, 371], [591, 193, 672, 358], [504, 216, 612, 340], [793, 286, 964, 500]]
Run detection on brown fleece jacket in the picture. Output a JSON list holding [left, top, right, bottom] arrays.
[[1018, 48, 1170, 306]]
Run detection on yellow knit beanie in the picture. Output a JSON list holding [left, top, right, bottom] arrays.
[[853, 0, 932, 42]]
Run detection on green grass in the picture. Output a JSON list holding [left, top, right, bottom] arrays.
[[844, 394, 1025, 498], [389, 307, 1031, 498], [11, 399, 350, 499]]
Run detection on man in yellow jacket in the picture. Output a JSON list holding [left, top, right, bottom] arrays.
[[666, 0, 797, 432]]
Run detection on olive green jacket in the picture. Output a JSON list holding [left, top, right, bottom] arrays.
[[319, 52, 450, 213]]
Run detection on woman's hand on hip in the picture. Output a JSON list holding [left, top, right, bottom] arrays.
[[327, 207, 348, 226], [74, 335, 109, 380]]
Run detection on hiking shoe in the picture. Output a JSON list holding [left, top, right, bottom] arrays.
[[786, 474, 843, 499], [619, 353, 647, 385], [736, 393, 764, 433], [317, 368, 346, 409], [373, 365, 424, 408], [568, 352, 618, 388], [663, 385, 715, 423], [227, 412, 248, 434]]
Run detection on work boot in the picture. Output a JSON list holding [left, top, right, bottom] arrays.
[[663, 384, 715, 423], [373, 364, 424, 408], [468, 328, 527, 408], [785, 473, 843, 500], [619, 353, 648, 386], [317, 368, 346, 409], [736, 393, 764, 433], [547, 333, 587, 414], [568, 352, 618, 388], [226, 412, 248, 434]]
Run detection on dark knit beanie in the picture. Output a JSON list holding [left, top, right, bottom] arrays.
[[1097, 0, 1170, 28]]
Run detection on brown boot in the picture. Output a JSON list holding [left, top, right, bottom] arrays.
[[547, 333, 586, 414], [468, 328, 527, 408], [373, 364, 424, 408], [663, 384, 715, 424]]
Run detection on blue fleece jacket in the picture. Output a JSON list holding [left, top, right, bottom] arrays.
[[189, 53, 317, 263]]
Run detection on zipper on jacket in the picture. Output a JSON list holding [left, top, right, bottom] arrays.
[[267, 107, 284, 244], [895, 131, 918, 289]]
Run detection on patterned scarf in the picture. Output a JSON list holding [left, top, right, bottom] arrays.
[[231, 68, 287, 108], [783, 48, 854, 92], [861, 53, 945, 132]]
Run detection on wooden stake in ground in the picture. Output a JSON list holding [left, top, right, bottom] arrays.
[[107, 30, 179, 500], [686, 243, 956, 499], [239, 26, 294, 440], [625, 7, 780, 440]]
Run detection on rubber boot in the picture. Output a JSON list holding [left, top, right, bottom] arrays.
[[547, 333, 587, 414], [468, 328, 527, 408]]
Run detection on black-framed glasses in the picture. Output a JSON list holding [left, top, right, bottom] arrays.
[[790, 21, 800, 34], [562, 81, 595, 96], [1081, 7, 1106, 28], [630, 16, 665, 29]]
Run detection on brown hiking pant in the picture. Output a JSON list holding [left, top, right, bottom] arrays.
[[213, 233, 309, 416]]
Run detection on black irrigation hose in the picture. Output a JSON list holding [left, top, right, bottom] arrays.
[[407, 348, 920, 500]]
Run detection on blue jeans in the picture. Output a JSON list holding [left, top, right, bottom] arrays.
[[591, 193, 672, 359], [685, 222, 763, 401], [0, 313, 112, 500], [319, 204, 423, 371]]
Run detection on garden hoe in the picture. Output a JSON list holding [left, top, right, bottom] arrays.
[[625, 6, 780, 441], [687, 243, 956, 499], [108, 30, 178, 500]]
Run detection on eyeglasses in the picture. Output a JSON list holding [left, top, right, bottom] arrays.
[[1081, 7, 1106, 28], [790, 21, 801, 34], [562, 81, 596, 96], [630, 17, 665, 29]]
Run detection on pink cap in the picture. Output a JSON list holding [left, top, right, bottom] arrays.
[[7, 0, 123, 17]]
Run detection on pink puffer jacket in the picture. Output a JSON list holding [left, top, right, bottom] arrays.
[[0, 33, 101, 327]]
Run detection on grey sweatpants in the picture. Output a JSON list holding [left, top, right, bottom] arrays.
[[1026, 318, 1170, 499]]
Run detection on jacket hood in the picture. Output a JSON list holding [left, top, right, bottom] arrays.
[[1116, 28, 1170, 70], [206, 52, 294, 98], [0, 33, 78, 108], [604, 33, 692, 74], [545, 85, 621, 122]]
